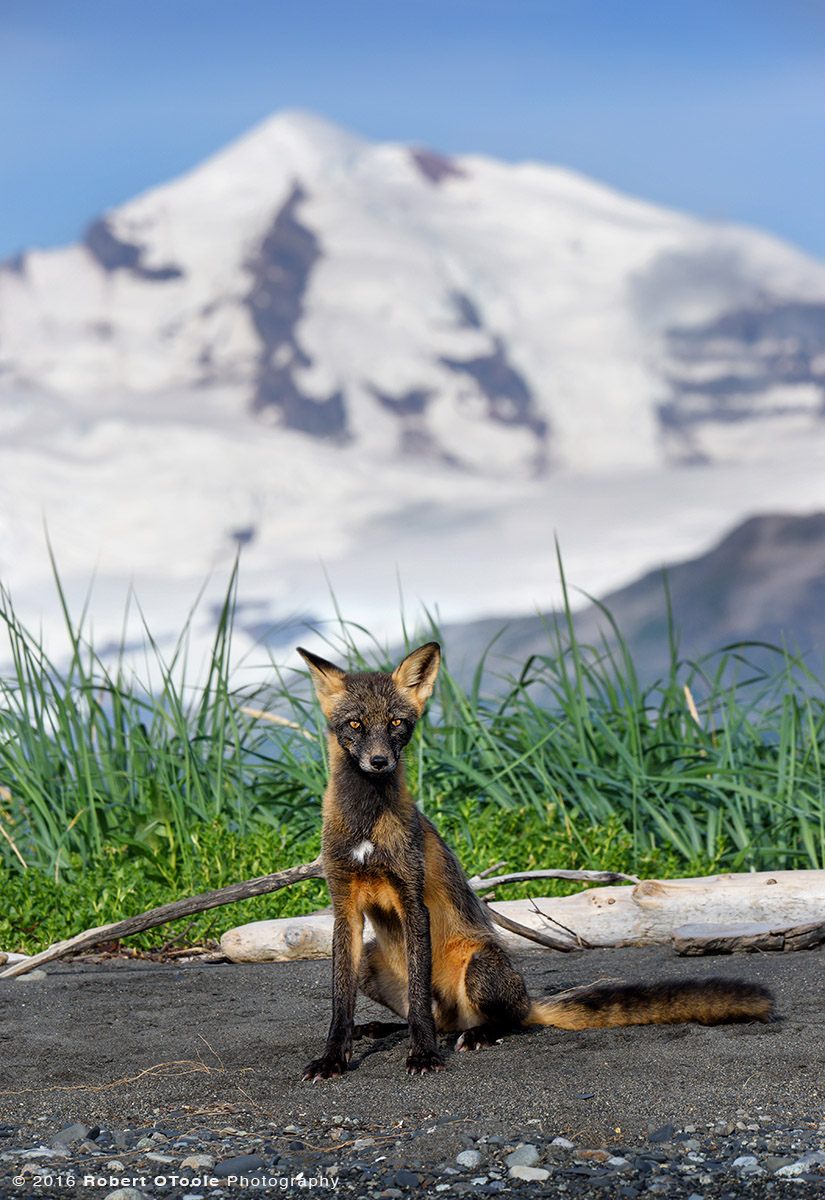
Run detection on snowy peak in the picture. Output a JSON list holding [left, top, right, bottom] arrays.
[[3, 109, 825, 474]]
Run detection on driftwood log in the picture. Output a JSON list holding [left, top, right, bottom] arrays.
[[0, 861, 637, 978], [4, 866, 824, 977], [672, 918, 825, 955], [219, 869, 825, 960]]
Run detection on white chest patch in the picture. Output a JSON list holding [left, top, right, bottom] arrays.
[[351, 839, 375, 864]]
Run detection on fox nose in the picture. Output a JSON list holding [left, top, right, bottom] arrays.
[[370, 755, 389, 771]]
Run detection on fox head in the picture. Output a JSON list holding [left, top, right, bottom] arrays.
[[296, 642, 441, 776]]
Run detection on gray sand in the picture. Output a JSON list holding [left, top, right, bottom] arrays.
[[1, 945, 821, 1140]]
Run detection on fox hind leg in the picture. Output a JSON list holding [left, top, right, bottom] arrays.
[[456, 943, 531, 1051], [358, 940, 410, 1018]]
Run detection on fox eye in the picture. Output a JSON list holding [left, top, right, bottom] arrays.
[[390, 718, 402, 727], [349, 719, 361, 730]]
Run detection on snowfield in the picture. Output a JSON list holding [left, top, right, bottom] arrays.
[[2, 111, 825, 668]]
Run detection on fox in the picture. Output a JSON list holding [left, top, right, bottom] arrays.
[[297, 640, 775, 1080]]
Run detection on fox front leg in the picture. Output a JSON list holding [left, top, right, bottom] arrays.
[[400, 886, 445, 1076], [303, 910, 363, 1082]]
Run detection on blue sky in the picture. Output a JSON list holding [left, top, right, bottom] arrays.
[[2, 0, 825, 260]]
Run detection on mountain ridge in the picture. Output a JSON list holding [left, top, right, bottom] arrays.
[[439, 512, 825, 690]]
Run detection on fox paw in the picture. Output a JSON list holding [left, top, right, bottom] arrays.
[[455, 1027, 503, 1051], [302, 1050, 349, 1082], [405, 1047, 446, 1076]]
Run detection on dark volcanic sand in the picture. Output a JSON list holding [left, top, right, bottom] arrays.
[[1, 946, 823, 1195]]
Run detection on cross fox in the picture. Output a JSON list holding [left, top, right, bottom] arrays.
[[297, 641, 774, 1080]]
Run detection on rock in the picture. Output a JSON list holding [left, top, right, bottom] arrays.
[[505, 1143, 540, 1168], [212, 1154, 267, 1177], [607, 1156, 631, 1167], [135, 1136, 155, 1151], [181, 1153, 216, 1170], [648, 1124, 675, 1143], [508, 1164, 550, 1181], [52, 1122, 91, 1147], [106, 1160, 126, 1172], [104, 1191, 146, 1200], [394, 1169, 420, 1187], [353, 1136, 376, 1149], [15, 969, 47, 982], [456, 1150, 482, 1168], [765, 1156, 796, 1172], [551, 1137, 574, 1150], [146, 1152, 175, 1163], [776, 1153, 825, 1177]]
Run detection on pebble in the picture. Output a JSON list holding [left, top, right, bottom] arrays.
[[104, 1191, 146, 1200]]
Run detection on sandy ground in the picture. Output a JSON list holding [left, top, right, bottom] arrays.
[[1, 945, 822, 1142]]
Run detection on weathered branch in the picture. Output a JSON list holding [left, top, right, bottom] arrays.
[[484, 905, 581, 952], [468, 869, 640, 889], [0, 856, 324, 979]]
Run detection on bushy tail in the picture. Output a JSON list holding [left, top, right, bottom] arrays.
[[526, 978, 775, 1030]]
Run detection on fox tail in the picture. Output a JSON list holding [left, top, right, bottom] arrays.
[[526, 977, 775, 1030]]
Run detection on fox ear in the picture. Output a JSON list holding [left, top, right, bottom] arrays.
[[392, 642, 441, 714], [297, 646, 346, 716]]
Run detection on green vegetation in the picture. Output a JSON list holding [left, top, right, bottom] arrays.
[[1, 562, 824, 954]]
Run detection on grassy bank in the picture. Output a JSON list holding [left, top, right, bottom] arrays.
[[1, 567, 824, 954]]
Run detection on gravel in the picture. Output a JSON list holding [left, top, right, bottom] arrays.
[[4, 1115, 825, 1197]]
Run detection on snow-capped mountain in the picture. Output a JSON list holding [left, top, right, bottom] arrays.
[[4, 109, 825, 475], [3, 110, 825, 665]]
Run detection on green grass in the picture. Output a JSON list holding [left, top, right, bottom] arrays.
[[1, 559, 824, 954]]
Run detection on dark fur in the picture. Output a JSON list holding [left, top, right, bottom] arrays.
[[297, 642, 775, 1080]]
